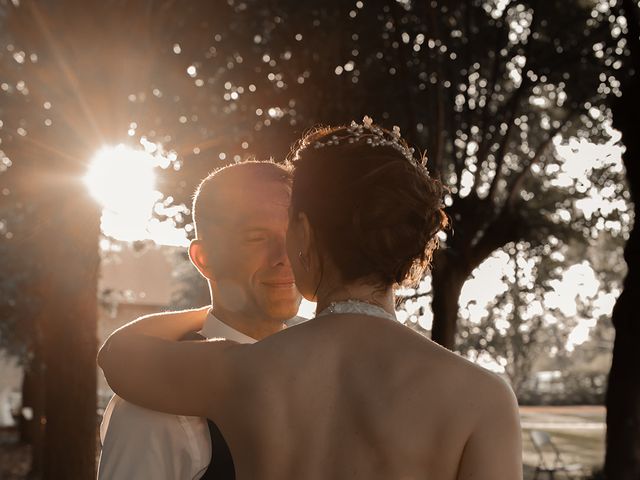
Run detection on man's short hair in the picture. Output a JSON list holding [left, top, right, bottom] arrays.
[[192, 160, 293, 239]]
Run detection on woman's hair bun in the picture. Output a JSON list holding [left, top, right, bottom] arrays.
[[290, 123, 448, 287]]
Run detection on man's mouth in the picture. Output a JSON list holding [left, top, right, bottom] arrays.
[[262, 280, 296, 288]]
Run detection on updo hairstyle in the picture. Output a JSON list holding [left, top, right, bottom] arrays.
[[288, 123, 448, 288]]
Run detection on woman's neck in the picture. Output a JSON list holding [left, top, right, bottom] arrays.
[[315, 281, 395, 317]]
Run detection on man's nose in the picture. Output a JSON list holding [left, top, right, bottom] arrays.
[[269, 235, 290, 267]]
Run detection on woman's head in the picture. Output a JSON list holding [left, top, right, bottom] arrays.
[[286, 118, 448, 300]]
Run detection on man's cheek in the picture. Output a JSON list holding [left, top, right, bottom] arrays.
[[210, 246, 240, 276], [215, 278, 250, 312]]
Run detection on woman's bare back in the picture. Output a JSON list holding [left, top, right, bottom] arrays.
[[210, 314, 522, 480]]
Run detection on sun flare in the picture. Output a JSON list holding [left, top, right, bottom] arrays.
[[84, 145, 168, 243], [85, 145, 157, 213]]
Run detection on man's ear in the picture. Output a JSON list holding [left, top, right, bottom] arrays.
[[189, 239, 215, 281]]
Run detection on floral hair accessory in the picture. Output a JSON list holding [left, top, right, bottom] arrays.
[[312, 116, 427, 172]]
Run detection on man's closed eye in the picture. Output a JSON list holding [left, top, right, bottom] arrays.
[[245, 235, 267, 243]]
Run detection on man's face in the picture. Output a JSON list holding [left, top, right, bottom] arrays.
[[205, 179, 301, 321]]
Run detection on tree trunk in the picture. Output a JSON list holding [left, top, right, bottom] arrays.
[[20, 349, 44, 445], [604, 1, 640, 478], [21, 270, 49, 480], [20, 338, 46, 479], [39, 185, 100, 480], [431, 251, 469, 349], [11, 152, 100, 478], [605, 180, 640, 477]]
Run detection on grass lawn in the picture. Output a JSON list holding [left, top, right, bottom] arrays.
[[521, 406, 605, 479]]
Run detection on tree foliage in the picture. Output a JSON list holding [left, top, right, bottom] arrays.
[[456, 237, 621, 399], [2, 0, 630, 348], [145, 0, 632, 347]]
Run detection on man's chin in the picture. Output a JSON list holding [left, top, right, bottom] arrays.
[[261, 295, 302, 322]]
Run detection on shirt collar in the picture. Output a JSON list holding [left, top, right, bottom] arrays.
[[199, 311, 257, 344]]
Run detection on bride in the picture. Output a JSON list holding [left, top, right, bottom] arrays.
[[99, 118, 522, 479]]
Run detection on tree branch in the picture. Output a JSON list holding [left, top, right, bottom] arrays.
[[455, 1, 475, 193], [480, 2, 539, 201], [505, 111, 577, 207], [389, 0, 419, 148], [485, 77, 531, 202], [429, 0, 445, 177], [471, 8, 514, 192], [467, 207, 524, 271]]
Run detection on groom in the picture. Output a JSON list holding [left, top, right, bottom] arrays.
[[98, 161, 303, 479]]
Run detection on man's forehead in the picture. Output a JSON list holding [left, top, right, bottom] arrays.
[[217, 179, 290, 203], [213, 180, 290, 225], [215, 208, 289, 233]]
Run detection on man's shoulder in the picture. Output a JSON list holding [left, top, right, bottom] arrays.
[[99, 396, 212, 479], [104, 395, 186, 424], [101, 395, 207, 442]]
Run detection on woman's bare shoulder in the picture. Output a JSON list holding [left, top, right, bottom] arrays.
[[413, 337, 516, 405]]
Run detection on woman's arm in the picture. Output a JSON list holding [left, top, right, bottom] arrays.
[[98, 307, 246, 418], [105, 306, 211, 341]]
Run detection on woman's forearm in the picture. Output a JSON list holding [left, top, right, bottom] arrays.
[[119, 306, 210, 339], [97, 306, 211, 376], [97, 328, 241, 418]]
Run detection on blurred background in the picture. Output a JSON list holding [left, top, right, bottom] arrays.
[[0, 0, 638, 478]]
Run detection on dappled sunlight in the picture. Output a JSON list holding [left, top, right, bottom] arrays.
[[460, 251, 512, 311], [544, 262, 600, 317], [458, 253, 615, 353], [397, 278, 434, 330], [554, 131, 624, 182], [566, 318, 599, 352]]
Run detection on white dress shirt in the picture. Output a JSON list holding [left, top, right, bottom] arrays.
[[97, 312, 258, 480]]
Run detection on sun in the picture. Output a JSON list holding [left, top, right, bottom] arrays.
[[85, 144, 157, 212], [84, 145, 160, 242]]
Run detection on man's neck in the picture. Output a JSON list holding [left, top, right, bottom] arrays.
[[209, 305, 285, 340]]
